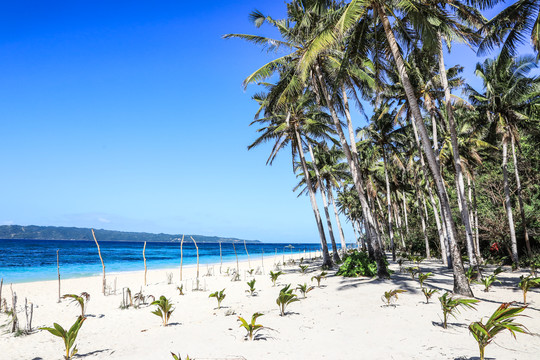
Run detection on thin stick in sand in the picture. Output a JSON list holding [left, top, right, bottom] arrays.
[[232, 241, 239, 274], [190, 236, 200, 289], [179, 235, 185, 281], [219, 241, 222, 274], [190, 236, 199, 280], [56, 249, 61, 303], [244, 239, 251, 269], [261, 248, 264, 274], [10, 284, 18, 333], [143, 241, 147, 286], [91, 229, 106, 295], [0, 278, 3, 307]]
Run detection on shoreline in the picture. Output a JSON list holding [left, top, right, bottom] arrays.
[[0, 247, 322, 285]]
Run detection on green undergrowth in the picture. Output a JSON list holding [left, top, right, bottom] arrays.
[[337, 250, 379, 277]]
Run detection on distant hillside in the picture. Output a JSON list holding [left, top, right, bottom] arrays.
[[0, 225, 260, 244]]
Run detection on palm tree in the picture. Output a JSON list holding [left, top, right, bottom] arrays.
[[479, 0, 540, 61], [467, 55, 540, 263], [248, 89, 333, 268], [299, 0, 473, 294], [359, 105, 406, 261], [226, 0, 390, 277]]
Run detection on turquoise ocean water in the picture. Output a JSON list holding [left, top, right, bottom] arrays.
[[0, 239, 320, 283]]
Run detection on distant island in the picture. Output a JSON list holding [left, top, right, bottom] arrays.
[[0, 225, 260, 244]]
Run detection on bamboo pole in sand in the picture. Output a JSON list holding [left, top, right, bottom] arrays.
[[179, 235, 185, 281], [244, 239, 251, 269], [56, 249, 61, 303], [143, 241, 147, 286], [91, 229, 106, 295], [219, 241, 222, 274]]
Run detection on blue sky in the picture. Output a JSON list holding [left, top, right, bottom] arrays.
[[0, 1, 532, 243]]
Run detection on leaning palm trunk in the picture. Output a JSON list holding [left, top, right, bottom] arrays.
[[383, 154, 396, 261], [376, 4, 471, 295], [437, 33, 478, 271], [511, 134, 532, 257], [328, 184, 347, 251], [502, 136, 519, 265], [313, 64, 388, 277], [471, 177, 482, 263], [415, 174, 431, 259], [307, 142, 341, 263], [468, 174, 482, 263], [410, 116, 448, 265], [293, 123, 332, 268], [420, 188, 432, 259]]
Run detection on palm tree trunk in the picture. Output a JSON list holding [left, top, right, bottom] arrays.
[[420, 188, 432, 259], [467, 174, 482, 262], [415, 173, 431, 259], [437, 33, 478, 271], [511, 133, 532, 257], [382, 154, 396, 261], [306, 142, 341, 263], [472, 177, 482, 263], [313, 64, 388, 277], [502, 136, 519, 265], [328, 184, 347, 251], [292, 123, 332, 268], [376, 4, 471, 295], [393, 200, 406, 248], [410, 115, 448, 265], [401, 190, 409, 235]]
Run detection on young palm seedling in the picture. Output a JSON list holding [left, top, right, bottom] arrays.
[[299, 265, 309, 274], [237, 312, 264, 341], [40, 315, 86, 360], [477, 272, 502, 292], [439, 292, 479, 329], [62, 292, 90, 317], [296, 283, 314, 299], [176, 285, 184, 296], [246, 279, 256, 296], [405, 266, 419, 280], [276, 284, 299, 316], [469, 302, 529, 360], [171, 353, 191, 360], [151, 296, 174, 326], [465, 267, 478, 284], [381, 289, 407, 306], [209, 289, 226, 309], [418, 272, 433, 288], [311, 271, 327, 287], [269, 271, 283, 286], [518, 275, 540, 305], [422, 288, 439, 304]]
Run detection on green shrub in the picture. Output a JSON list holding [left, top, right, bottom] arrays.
[[209, 289, 226, 309], [336, 250, 378, 277], [238, 312, 264, 340], [439, 292, 479, 329], [151, 296, 174, 326], [276, 284, 299, 316]]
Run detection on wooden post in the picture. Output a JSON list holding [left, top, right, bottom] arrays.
[[232, 242, 239, 274], [261, 249, 264, 274], [143, 241, 147, 286], [0, 278, 3, 306], [56, 250, 61, 303], [24, 297, 33, 333], [219, 241, 222, 274], [244, 239, 251, 269], [190, 236, 199, 280], [179, 235, 185, 281], [91, 229, 106, 295], [10, 284, 18, 333]]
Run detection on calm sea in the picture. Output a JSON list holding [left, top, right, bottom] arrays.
[[0, 239, 321, 284]]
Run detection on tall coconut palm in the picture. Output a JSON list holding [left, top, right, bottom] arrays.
[[479, 0, 540, 61], [226, 0, 390, 277], [300, 0, 473, 294], [359, 105, 406, 261], [248, 89, 333, 267], [467, 55, 540, 263]]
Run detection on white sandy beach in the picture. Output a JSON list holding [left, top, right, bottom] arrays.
[[1, 253, 539, 360]]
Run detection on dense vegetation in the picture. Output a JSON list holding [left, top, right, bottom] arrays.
[[227, 0, 540, 296], [0, 225, 259, 243]]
